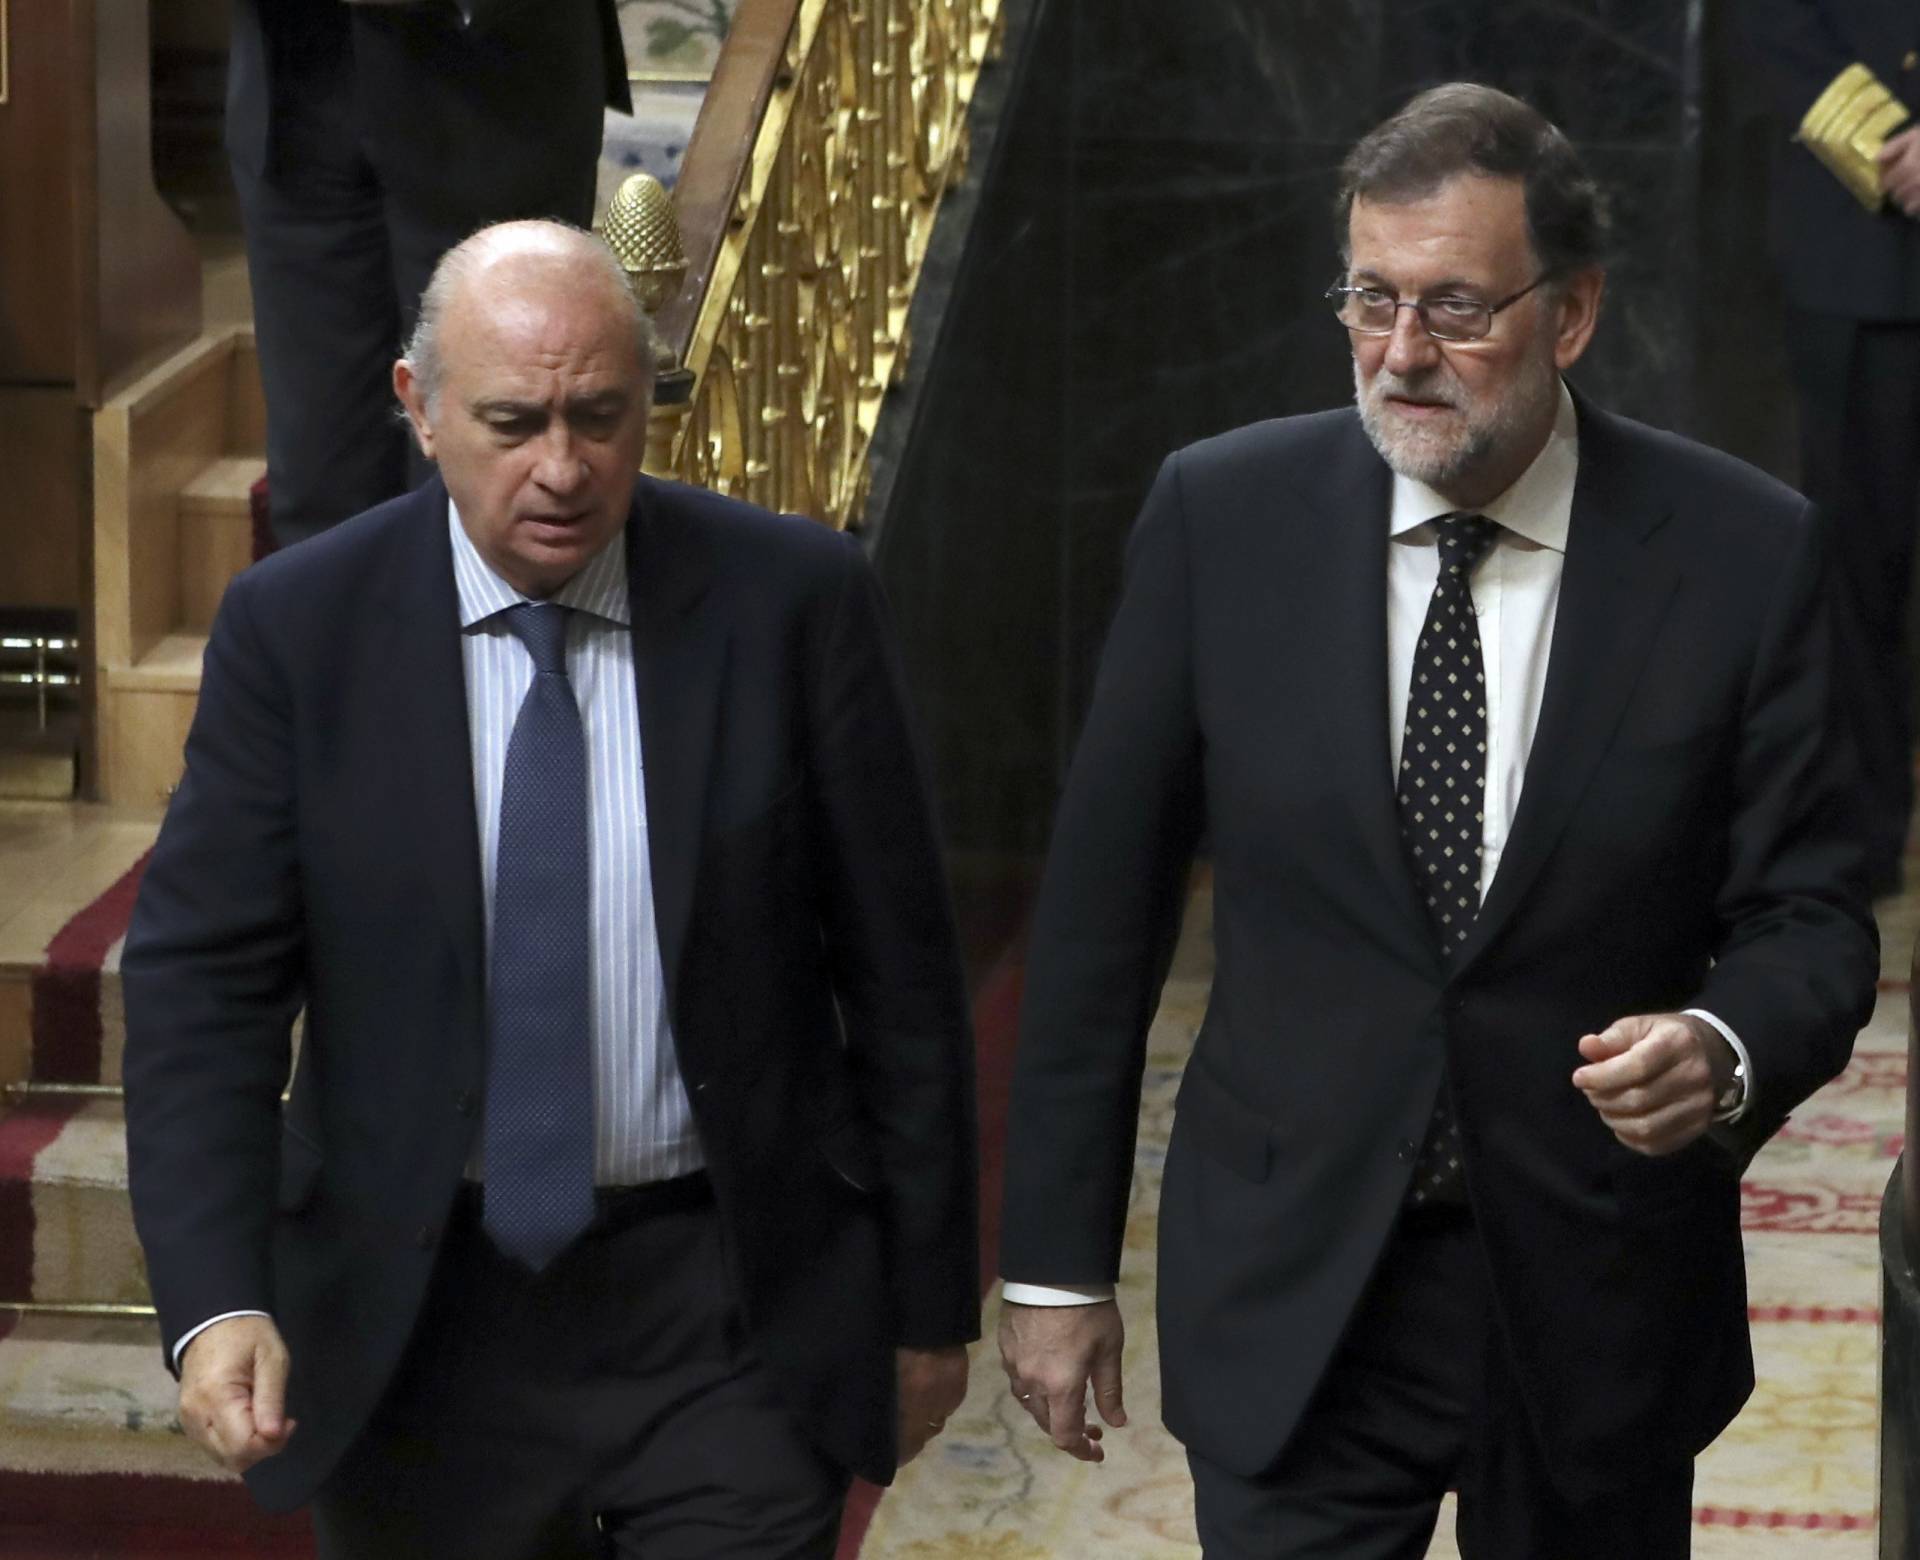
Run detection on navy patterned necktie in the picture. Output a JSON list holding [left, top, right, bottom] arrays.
[[483, 601, 596, 1270], [1397, 513, 1497, 1207]]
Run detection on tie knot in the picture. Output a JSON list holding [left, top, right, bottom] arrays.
[[503, 601, 570, 676], [1434, 513, 1497, 578]]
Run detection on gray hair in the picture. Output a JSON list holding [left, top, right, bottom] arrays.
[[400, 219, 660, 413], [1337, 83, 1612, 278]]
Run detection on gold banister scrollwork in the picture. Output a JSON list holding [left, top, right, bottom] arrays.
[[608, 0, 1002, 530]]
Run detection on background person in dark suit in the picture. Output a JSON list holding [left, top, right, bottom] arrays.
[[995, 85, 1876, 1559], [1744, 0, 1920, 897], [228, 0, 632, 550], [123, 221, 977, 1559]]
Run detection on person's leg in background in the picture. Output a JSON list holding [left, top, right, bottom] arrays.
[[1785, 309, 1920, 895], [229, 9, 408, 552], [367, 0, 612, 490]]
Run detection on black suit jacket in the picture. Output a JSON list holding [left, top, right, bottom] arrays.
[[227, 0, 632, 233], [123, 476, 979, 1511], [1744, 0, 1920, 318], [999, 401, 1876, 1500]]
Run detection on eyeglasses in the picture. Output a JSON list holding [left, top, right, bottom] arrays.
[[1325, 274, 1550, 343]]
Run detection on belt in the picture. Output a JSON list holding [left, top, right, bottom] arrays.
[[452, 1171, 712, 1240]]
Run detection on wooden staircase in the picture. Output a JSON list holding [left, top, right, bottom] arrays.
[[94, 329, 267, 808], [0, 832, 303, 1539]]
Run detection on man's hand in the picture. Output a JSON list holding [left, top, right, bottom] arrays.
[[177, 1315, 296, 1474], [1572, 1012, 1734, 1156], [895, 1345, 969, 1466], [998, 1299, 1127, 1462], [1878, 125, 1920, 218]]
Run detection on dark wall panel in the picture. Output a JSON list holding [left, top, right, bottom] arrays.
[[875, 0, 1787, 974]]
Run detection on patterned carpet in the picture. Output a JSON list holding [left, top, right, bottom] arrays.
[[858, 888, 1905, 1557]]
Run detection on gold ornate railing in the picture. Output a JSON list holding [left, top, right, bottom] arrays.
[[609, 0, 1003, 529]]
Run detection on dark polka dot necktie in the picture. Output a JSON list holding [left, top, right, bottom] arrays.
[[1397, 514, 1496, 1207], [483, 601, 596, 1270]]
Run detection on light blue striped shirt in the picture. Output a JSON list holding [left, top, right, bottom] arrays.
[[449, 503, 703, 1185]]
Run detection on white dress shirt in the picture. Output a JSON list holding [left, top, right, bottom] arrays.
[[1005, 385, 1751, 1309], [449, 506, 702, 1188], [176, 509, 701, 1365]]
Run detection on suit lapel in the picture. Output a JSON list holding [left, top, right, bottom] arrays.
[[371, 479, 487, 1012], [624, 482, 723, 1018], [1290, 419, 1439, 970], [1454, 400, 1680, 972]]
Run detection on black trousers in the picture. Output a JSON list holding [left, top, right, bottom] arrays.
[[1783, 310, 1920, 893], [312, 1178, 849, 1560], [1188, 1205, 1694, 1559], [229, 5, 605, 550]]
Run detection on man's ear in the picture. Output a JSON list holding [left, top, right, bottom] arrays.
[[393, 359, 436, 460], [1551, 267, 1605, 371]]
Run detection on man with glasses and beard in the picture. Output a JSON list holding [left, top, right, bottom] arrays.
[[996, 83, 1875, 1558]]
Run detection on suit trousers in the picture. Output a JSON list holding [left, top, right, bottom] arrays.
[[1187, 1203, 1694, 1559], [1783, 310, 1920, 893], [229, 3, 605, 550], [311, 1178, 850, 1560]]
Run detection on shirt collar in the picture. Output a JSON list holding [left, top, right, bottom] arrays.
[[1386, 379, 1578, 553], [447, 500, 632, 630]]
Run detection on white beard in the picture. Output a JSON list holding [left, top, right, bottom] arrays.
[[1355, 350, 1558, 497]]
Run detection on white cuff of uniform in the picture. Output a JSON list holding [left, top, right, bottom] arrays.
[[1683, 1007, 1754, 1123], [1001, 1281, 1115, 1306], [173, 1309, 273, 1369]]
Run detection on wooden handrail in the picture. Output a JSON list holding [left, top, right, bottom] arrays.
[[653, 0, 802, 364]]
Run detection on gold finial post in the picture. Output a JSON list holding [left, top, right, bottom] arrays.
[[602, 173, 691, 342], [601, 172, 696, 474]]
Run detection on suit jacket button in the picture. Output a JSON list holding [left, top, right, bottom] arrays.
[[453, 1089, 477, 1117], [1904, 49, 1918, 71], [1396, 1139, 1418, 1163], [414, 1225, 435, 1250]]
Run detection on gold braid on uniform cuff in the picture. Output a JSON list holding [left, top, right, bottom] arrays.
[[1797, 63, 1912, 212]]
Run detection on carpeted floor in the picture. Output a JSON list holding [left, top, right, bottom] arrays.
[[856, 885, 1904, 1557]]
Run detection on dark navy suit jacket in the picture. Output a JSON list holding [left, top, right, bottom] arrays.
[[1001, 400, 1876, 1500], [124, 476, 979, 1510]]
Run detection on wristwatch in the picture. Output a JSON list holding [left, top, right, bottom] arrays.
[[1711, 1057, 1748, 1123]]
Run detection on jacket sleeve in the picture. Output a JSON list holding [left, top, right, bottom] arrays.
[[122, 574, 304, 1369], [806, 533, 980, 1348], [999, 453, 1206, 1286]]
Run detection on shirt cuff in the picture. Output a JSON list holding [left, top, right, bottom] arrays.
[[1001, 1281, 1115, 1306], [173, 1310, 273, 1370], [1683, 1008, 1753, 1124]]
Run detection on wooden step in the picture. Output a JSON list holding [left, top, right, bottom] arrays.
[[111, 633, 206, 696], [0, 748, 75, 805], [98, 634, 203, 808], [177, 456, 263, 634], [0, 1098, 146, 1308], [94, 327, 261, 806], [179, 456, 260, 518]]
